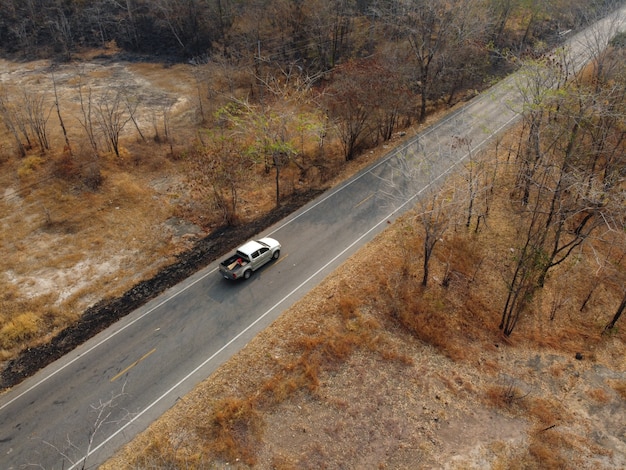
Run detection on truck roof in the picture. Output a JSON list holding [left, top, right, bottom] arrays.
[[237, 240, 266, 256]]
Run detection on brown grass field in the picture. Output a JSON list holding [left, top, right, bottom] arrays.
[[0, 56, 624, 468]]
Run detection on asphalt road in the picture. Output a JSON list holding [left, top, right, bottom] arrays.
[[0, 9, 623, 469]]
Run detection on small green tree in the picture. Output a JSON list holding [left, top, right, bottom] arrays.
[[216, 100, 299, 207]]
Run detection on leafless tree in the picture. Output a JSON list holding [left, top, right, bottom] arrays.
[[94, 88, 131, 158], [605, 290, 626, 331], [378, 143, 462, 287], [322, 60, 377, 161], [51, 70, 73, 157], [0, 84, 47, 154], [453, 136, 495, 232], [304, 0, 355, 71], [488, 0, 519, 47], [189, 130, 252, 225], [573, 2, 626, 90], [512, 58, 561, 205], [21, 86, 52, 152], [161, 101, 175, 155], [416, 189, 456, 287], [75, 69, 99, 155], [501, 33, 626, 334], [123, 92, 146, 143], [39, 383, 130, 470], [50, 4, 73, 61], [500, 177, 547, 336], [84, 0, 115, 48], [379, 0, 487, 122], [0, 86, 27, 157]]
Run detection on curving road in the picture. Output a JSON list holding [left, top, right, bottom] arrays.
[[1, 9, 623, 469]]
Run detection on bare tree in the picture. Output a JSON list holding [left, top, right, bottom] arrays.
[[500, 33, 626, 334], [415, 189, 456, 287], [323, 60, 376, 161], [50, 4, 73, 61], [75, 69, 99, 155], [0, 86, 27, 157], [123, 92, 146, 143], [605, 290, 626, 331], [94, 88, 131, 158], [453, 136, 495, 232], [488, 0, 520, 47], [379, 0, 487, 122], [188, 130, 252, 225], [51, 70, 73, 157], [378, 143, 461, 287], [574, 2, 626, 90], [39, 384, 130, 470], [500, 178, 547, 336], [20, 86, 52, 153], [304, 0, 355, 71]]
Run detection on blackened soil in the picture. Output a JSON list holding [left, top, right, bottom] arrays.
[[0, 189, 323, 389]]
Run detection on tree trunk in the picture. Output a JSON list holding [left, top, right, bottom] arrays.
[[52, 72, 73, 158], [604, 292, 626, 332]]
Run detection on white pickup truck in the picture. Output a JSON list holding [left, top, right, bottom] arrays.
[[218, 237, 281, 280]]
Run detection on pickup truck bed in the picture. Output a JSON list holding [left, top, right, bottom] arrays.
[[222, 254, 250, 271]]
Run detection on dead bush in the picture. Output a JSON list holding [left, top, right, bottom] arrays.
[[586, 387, 610, 404], [201, 396, 263, 466], [16, 155, 44, 179], [485, 381, 528, 409], [527, 429, 571, 469], [608, 380, 626, 400], [51, 152, 80, 182], [83, 161, 103, 190], [337, 291, 360, 319], [0, 312, 41, 350], [440, 232, 483, 286], [527, 396, 564, 427]]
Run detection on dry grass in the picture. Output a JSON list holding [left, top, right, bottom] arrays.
[[0, 312, 41, 349], [608, 380, 626, 400], [587, 388, 611, 404], [485, 382, 528, 409], [0, 144, 186, 354], [0, 53, 220, 357], [189, 289, 413, 466]]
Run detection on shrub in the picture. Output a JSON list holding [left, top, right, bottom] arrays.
[[202, 396, 263, 466], [0, 312, 40, 349], [17, 155, 44, 178]]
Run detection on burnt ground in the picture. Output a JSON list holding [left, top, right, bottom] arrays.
[[0, 189, 323, 390]]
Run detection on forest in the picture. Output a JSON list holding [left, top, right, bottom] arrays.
[[0, 0, 612, 61]]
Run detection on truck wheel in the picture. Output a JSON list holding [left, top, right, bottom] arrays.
[[272, 250, 280, 260], [243, 270, 252, 279]]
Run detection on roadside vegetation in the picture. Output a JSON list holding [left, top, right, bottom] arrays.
[[104, 123, 625, 468], [0, 1, 625, 467]]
